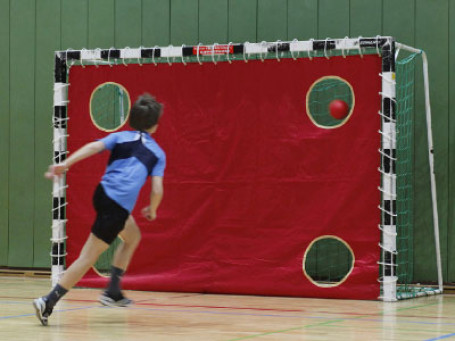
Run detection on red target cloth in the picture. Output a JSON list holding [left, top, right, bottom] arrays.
[[66, 55, 381, 300]]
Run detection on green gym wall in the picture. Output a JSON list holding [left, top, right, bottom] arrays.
[[0, 0, 453, 284]]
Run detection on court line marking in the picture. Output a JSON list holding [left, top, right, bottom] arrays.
[[424, 333, 455, 341], [0, 313, 37, 320], [65, 299, 307, 313], [227, 319, 347, 341], [0, 305, 98, 320], [128, 306, 330, 319], [312, 323, 451, 335], [396, 302, 442, 312]]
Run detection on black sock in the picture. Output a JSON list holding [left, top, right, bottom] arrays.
[[106, 266, 125, 298], [45, 284, 68, 308]]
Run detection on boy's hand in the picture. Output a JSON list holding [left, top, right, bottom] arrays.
[[45, 163, 68, 179], [141, 206, 157, 221]]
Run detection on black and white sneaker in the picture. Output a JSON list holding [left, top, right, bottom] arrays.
[[99, 291, 133, 307], [33, 297, 53, 326]]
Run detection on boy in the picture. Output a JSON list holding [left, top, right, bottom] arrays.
[[33, 93, 166, 326]]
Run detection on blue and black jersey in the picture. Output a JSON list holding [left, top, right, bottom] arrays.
[[99, 131, 166, 213]]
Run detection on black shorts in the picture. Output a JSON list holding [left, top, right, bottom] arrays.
[[92, 184, 129, 245]]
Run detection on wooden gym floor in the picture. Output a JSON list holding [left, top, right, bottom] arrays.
[[1, 276, 454, 341]]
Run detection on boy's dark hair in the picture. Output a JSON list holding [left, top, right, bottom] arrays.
[[129, 93, 163, 131]]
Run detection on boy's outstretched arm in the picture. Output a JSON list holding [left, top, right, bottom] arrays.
[[45, 141, 106, 179], [142, 176, 164, 221]]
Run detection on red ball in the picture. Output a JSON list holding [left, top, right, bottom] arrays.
[[328, 99, 350, 120]]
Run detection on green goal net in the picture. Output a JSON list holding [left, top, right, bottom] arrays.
[[394, 52, 441, 299], [396, 53, 416, 298]]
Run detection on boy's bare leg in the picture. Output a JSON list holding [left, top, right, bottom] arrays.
[[59, 233, 110, 289], [101, 216, 141, 306], [112, 216, 142, 271], [33, 233, 109, 325]]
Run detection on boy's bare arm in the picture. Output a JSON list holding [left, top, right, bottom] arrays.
[[142, 176, 164, 221], [45, 141, 106, 178]]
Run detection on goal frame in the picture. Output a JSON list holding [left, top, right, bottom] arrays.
[[51, 36, 442, 301]]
